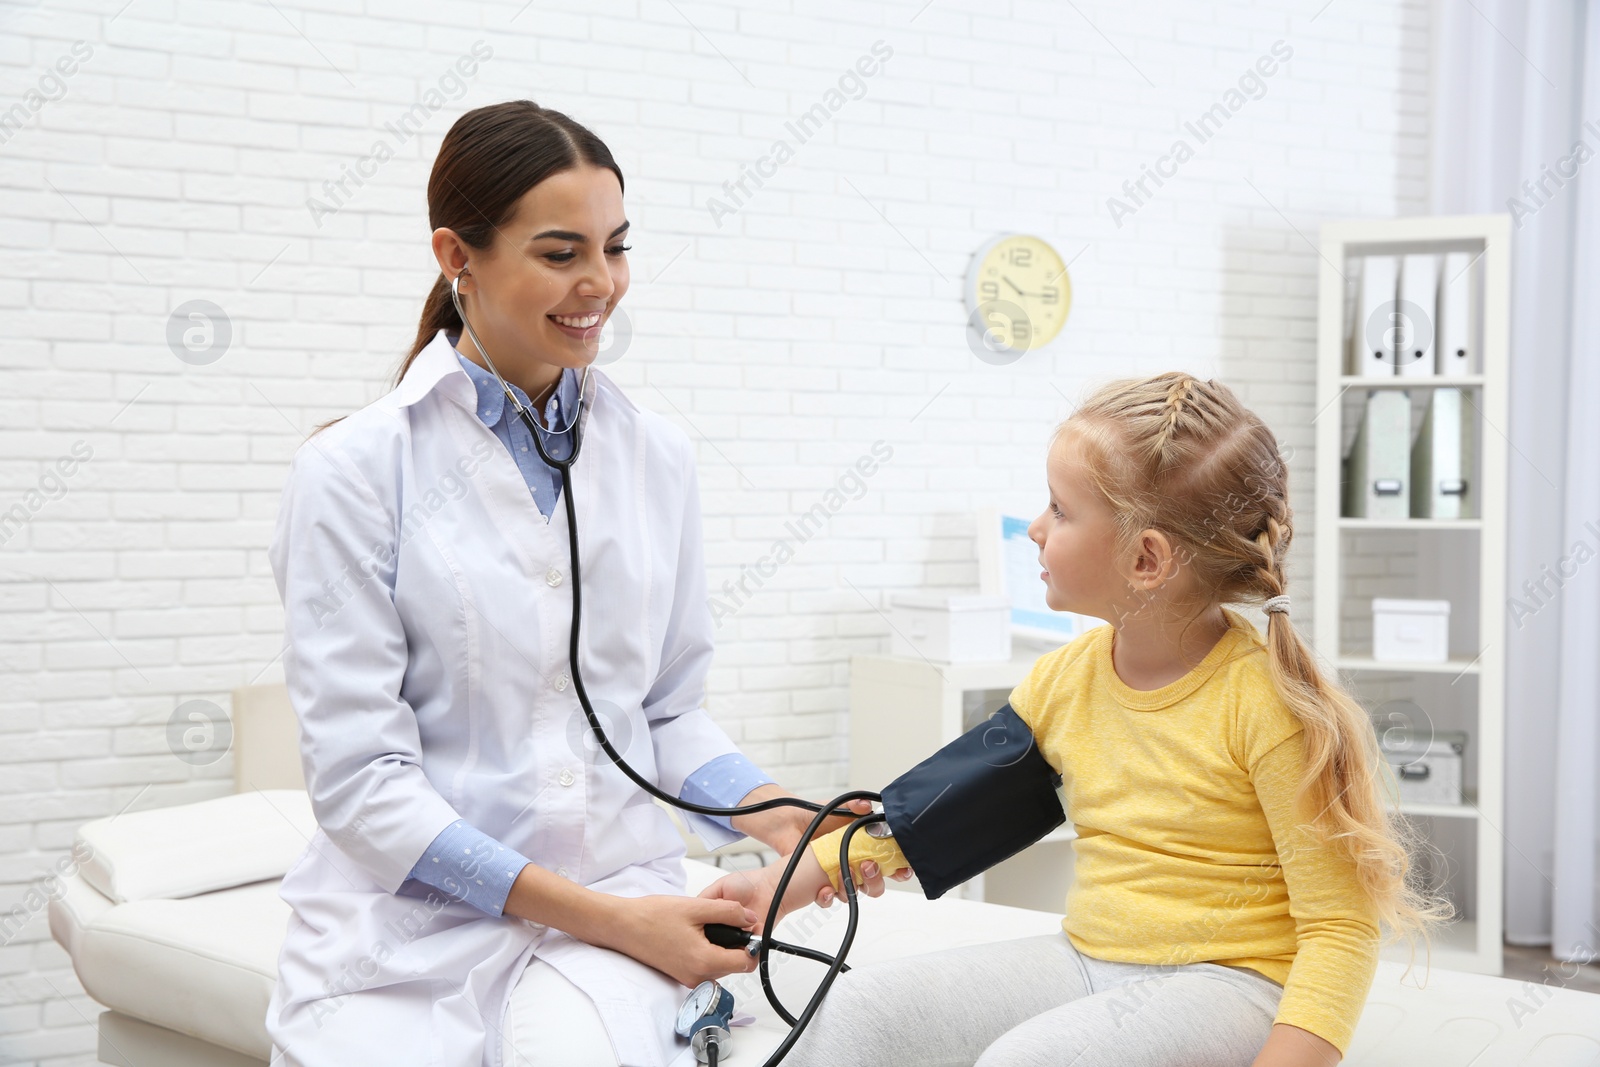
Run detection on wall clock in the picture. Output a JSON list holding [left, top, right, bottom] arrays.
[[965, 233, 1072, 360]]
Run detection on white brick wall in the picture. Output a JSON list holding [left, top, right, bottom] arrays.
[[0, 0, 1430, 1061]]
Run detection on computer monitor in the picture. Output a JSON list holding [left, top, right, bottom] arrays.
[[976, 509, 1102, 647]]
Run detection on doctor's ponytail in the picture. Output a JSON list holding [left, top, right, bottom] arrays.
[[312, 100, 624, 436]]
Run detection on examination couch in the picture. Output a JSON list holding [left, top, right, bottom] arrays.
[[48, 685, 1600, 1066]]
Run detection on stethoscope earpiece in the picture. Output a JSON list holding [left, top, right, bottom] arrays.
[[448, 263, 590, 440]]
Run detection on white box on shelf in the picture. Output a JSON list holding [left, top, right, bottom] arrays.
[[1377, 729, 1468, 806], [889, 593, 1011, 663], [1372, 597, 1451, 662]]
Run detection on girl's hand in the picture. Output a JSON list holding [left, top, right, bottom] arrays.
[[795, 799, 916, 895], [817, 861, 914, 907], [699, 847, 894, 930], [600, 894, 762, 989]]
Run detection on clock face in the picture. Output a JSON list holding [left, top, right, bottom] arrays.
[[966, 234, 1072, 354]]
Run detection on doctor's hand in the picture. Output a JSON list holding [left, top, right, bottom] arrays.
[[698, 856, 814, 934], [603, 895, 764, 989], [503, 864, 759, 989], [728, 786, 890, 870]]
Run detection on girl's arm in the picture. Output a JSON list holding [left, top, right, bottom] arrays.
[[1252, 1023, 1342, 1067], [1247, 731, 1381, 1060]]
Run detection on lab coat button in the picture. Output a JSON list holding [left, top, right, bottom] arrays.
[[558, 768, 576, 786], [557, 866, 570, 879], [546, 568, 564, 586], [554, 672, 570, 691]]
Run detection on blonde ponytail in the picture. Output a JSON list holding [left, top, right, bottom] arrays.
[[1061, 371, 1455, 971]]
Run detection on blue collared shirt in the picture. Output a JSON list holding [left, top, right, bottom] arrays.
[[399, 340, 774, 918], [452, 342, 579, 521]]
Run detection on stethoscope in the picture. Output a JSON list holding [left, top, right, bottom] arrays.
[[450, 265, 882, 1066]]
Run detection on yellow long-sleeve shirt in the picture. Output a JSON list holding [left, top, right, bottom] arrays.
[[813, 607, 1381, 1055]]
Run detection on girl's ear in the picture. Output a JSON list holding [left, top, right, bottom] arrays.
[[1127, 527, 1180, 590]]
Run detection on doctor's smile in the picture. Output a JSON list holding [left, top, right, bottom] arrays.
[[435, 162, 633, 412]]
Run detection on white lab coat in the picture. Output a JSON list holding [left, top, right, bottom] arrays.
[[264, 328, 743, 1067]]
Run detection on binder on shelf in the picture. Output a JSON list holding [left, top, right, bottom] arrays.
[[1397, 254, 1439, 378], [1342, 390, 1411, 519], [1437, 251, 1480, 376], [1411, 387, 1475, 518], [1353, 255, 1400, 377]]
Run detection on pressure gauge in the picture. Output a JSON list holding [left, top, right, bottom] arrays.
[[676, 980, 735, 1063], [675, 980, 720, 1035]]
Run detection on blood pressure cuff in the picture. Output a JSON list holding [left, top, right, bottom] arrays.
[[878, 703, 1065, 900]]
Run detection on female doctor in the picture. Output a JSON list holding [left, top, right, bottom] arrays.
[[263, 100, 888, 1067]]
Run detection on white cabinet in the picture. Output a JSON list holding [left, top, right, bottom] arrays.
[[847, 651, 1074, 914], [1314, 215, 1510, 976]]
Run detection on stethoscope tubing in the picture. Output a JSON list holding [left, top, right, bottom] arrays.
[[448, 268, 881, 1061]]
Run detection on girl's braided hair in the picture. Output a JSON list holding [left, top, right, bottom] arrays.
[[1059, 371, 1453, 968]]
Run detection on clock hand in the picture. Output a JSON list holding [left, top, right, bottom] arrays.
[[1002, 275, 1026, 296]]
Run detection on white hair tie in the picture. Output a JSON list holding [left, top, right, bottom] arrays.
[[1263, 595, 1291, 616]]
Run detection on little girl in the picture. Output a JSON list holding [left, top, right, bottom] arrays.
[[704, 371, 1451, 1067]]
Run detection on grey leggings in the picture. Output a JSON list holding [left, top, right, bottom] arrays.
[[781, 932, 1286, 1067]]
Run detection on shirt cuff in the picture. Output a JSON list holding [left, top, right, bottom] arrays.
[[400, 819, 533, 918], [677, 752, 776, 849]]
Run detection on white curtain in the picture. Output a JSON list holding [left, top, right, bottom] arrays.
[[1430, 0, 1600, 962]]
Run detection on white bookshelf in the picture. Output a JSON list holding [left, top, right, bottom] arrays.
[[1314, 214, 1510, 976]]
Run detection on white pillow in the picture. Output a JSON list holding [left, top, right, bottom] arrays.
[[75, 789, 316, 903]]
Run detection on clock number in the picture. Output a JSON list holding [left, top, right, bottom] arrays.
[[979, 280, 999, 301], [1009, 247, 1033, 267], [1011, 319, 1032, 346], [1041, 286, 1059, 305]]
